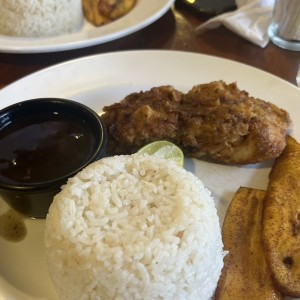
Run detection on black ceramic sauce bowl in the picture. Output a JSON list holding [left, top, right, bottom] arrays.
[[0, 98, 107, 218]]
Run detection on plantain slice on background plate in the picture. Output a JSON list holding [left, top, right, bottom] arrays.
[[83, 0, 137, 26], [262, 135, 300, 297], [215, 187, 282, 300]]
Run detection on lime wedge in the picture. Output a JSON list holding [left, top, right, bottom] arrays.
[[137, 141, 184, 167]]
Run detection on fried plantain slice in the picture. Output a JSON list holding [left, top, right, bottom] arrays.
[[83, 0, 136, 26], [215, 187, 282, 300], [262, 135, 300, 297]]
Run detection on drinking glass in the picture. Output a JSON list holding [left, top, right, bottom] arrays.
[[268, 0, 300, 51]]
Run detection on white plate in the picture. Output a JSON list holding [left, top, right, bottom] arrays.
[[0, 0, 174, 54], [0, 50, 299, 300]]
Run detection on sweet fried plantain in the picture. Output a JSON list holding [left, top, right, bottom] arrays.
[[215, 187, 282, 300], [262, 135, 300, 297], [83, 0, 136, 26]]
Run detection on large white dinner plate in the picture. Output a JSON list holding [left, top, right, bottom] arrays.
[[0, 0, 174, 54], [0, 50, 299, 300]]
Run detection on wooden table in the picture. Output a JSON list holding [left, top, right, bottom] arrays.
[[0, 5, 299, 89]]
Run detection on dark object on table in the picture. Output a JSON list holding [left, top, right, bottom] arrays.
[[175, 0, 237, 16], [0, 98, 107, 218]]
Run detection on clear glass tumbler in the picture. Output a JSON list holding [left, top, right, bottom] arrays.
[[268, 0, 300, 51]]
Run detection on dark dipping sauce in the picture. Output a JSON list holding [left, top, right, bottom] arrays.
[[0, 98, 106, 218], [0, 112, 93, 184]]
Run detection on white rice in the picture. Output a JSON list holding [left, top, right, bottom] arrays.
[[0, 0, 83, 37], [45, 154, 225, 300]]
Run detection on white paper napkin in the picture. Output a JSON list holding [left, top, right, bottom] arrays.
[[196, 0, 275, 48]]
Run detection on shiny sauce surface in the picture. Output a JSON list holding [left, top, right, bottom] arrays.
[[0, 113, 93, 183]]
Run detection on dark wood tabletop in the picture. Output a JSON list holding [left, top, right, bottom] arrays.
[[0, 4, 299, 90]]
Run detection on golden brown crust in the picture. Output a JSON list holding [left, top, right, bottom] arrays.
[[215, 187, 282, 300], [101, 81, 291, 164], [102, 86, 183, 154], [83, 0, 137, 26], [262, 136, 300, 297], [179, 81, 291, 164]]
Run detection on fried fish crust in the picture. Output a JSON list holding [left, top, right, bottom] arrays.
[[215, 187, 282, 300], [262, 136, 300, 297], [101, 81, 290, 164], [179, 81, 290, 164], [83, 0, 136, 26], [102, 86, 183, 155]]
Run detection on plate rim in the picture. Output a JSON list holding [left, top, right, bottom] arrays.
[[0, 49, 298, 95]]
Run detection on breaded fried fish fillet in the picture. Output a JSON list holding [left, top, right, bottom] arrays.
[[179, 81, 290, 164], [262, 136, 300, 297], [215, 187, 282, 300], [83, 0, 136, 26], [101, 81, 290, 164]]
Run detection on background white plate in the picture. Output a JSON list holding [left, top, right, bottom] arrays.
[[0, 0, 174, 54], [0, 50, 299, 300]]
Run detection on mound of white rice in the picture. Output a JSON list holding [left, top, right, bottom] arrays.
[[0, 0, 83, 37], [45, 154, 225, 300]]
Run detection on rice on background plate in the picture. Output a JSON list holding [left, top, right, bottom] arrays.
[[45, 154, 225, 299], [0, 0, 83, 37]]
